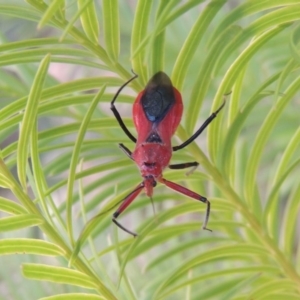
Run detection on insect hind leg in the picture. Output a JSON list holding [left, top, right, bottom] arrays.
[[112, 214, 138, 237], [112, 183, 144, 237]]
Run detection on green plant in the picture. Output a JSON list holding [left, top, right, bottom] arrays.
[[0, 1, 300, 299]]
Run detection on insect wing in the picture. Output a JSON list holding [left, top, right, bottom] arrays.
[[133, 72, 183, 144], [141, 72, 175, 123]]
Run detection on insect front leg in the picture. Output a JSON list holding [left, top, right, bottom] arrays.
[[119, 143, 134, 160], [110, 72, 138, 143], [158, 177, 212, 231], [112, 183, 144, 237]]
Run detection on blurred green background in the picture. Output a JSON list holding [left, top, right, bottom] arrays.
[[0, 1, 300, 299]]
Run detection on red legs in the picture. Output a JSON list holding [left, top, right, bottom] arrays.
[[112, 183, 144, 237], [173, 100, 226, 152], [158, 177, 212, 232], [110, 74, 140, 236], [110, 72, 138, 143], [112, 177, 211, 236]]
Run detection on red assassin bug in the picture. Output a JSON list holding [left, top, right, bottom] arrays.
[[110, 71, 225, 237]]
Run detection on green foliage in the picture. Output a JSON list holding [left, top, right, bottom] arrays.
[[0, 0, 300, 299]]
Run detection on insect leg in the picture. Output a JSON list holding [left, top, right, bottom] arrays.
[[110, 72, 138, 143], [169, 161, 199, 176], [173, 99, 226, 152], [119, 143, 134, 160], [112, 183, 144, 237], [169, 162, 198, 169], [158, 177, 212, 231]]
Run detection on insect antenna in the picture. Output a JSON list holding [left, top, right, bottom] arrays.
[[149, 196, 158, 224]]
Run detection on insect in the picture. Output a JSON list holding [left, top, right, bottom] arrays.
[[110, 71, 225, 236]]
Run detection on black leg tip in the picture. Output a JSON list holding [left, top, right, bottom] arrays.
[[200, 196, 207, 202], [203, 226, 213, 232], [113, 212, 120, 218]]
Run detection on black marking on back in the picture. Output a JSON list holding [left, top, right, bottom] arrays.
[[141, 72, 175, 123], [146, 131, 162, 143]]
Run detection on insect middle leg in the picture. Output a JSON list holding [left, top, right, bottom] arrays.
[[169, 162, 199, 169], [169, 162, 199, 176]]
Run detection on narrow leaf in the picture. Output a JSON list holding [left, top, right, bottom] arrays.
[[0, 197, 27, 215], [131, 0, 153, 84], [102, 0, 119, 61], [78, 0, 99, 44], [38, 0, 62, 28], [30, 117, 56, 226], [208, 25, 287, 164], [219, 273, 261, 300], [0, 238, 64, 256], [22, 264, 98, 289], [0, 215, 43, 232], [172, 0, 226, 89], [154, 244, 268, 298], [244, 75, 300, 208], [209, 0, 299, 47], [66, 86, 106, 244], [69, 213, 103, 267], [0, 157, 14, 189], [0, 173, 12, 189], [17, 54, 51, 189], [40, 294, 106, 300]]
